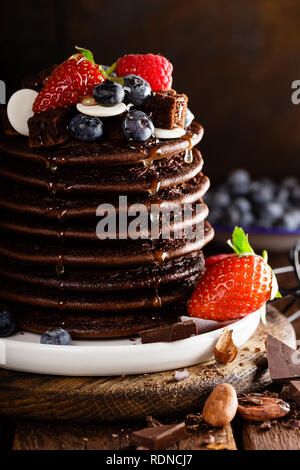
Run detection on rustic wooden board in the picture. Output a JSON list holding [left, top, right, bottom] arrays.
[[12, 419, 237, 451], [0, 306, 296, 423], [241, 419, 300, 450]]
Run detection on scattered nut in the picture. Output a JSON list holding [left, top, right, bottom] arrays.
[[214, 328, 238, 364], [202, 383, 238, 427], [237, 395, 290, 422], [258, 420, 271, 431]]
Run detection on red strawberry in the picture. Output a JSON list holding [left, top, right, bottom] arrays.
[[188, 227, 281, 322], [116, 54, 173, 91], [205, 254, 230, 269], [33, 47, 105, 113]]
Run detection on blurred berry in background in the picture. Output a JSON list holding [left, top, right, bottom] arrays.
[[205, 169, 300, 232]]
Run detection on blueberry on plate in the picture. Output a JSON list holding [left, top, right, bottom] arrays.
[[185, 108, 195, 128], [122, 109, 154, 142], [93, 80, 125, 106], [123, 74, 151, 108], [40, 327, 72, 345], [0, 311, 16, 337], [70, 114, 103, 142]]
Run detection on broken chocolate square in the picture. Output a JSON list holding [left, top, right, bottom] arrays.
[[266, 334, 300, 382], [131, 422, 186, 449], [282, 380, 300, 407], [28, 108, 73, 147], [148, 89, 188, 130], [22, 64, 57, 92], [140, 320, 197, 344]]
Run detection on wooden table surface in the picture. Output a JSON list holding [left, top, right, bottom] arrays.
[[0, 252, 299, 451]]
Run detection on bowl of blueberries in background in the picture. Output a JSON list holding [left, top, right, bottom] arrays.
[[205, 169, 300, 252]]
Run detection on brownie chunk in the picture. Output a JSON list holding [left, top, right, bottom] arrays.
[[0, 108, 19, 136], [148, 89, 188, 129], [28, 108, 73, 147], [22, 64, 57, 92]]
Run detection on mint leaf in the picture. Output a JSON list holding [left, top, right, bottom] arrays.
[[75, 46, 95, 63]]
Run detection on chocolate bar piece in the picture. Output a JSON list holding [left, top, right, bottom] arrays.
[[140, 320, 197, 344], [266, 334, 300, 382], [22, 64, 57, 92], [282, 380, 300, 407], [131, 422, 186, 449], [28, 108, 73, 147], [149, 89, 188, 129], [0, 108, 19, 136]]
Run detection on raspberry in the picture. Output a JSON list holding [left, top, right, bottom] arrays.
[[116, 54, 173, 91]]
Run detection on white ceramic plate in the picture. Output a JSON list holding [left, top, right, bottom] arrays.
[[0, 308, 262, 376]]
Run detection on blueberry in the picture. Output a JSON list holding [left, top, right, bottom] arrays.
[[70, 114, 103, 142], [276, 209, 300, 231], [260, 201, 284, 221], [250, 181, 274, 205], [276, 186, 290, 206], [122, 75, 151, 108], [40, 327, 72, 345], [227, 169, 250, 196], [219, 206, 241, 226], [211, 190, 231, 209], [185, 108, 195, 128], [0, 311, 16, 337], [240, 211, 255, 228], [122, 110, 154, 141], [93, 80, 124, 107], [257, 217, 275, 229], [291, 185, 300, 205], [282, 177, 298, 190], [232, 197, 252, 213]]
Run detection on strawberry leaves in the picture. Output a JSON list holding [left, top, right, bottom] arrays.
[[227, 226, 254, 255], [228, 227, 282, 313], [74, 46, 95, 64]]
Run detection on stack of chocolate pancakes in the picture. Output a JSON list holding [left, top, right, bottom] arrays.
[[0, 121, 214, 338]]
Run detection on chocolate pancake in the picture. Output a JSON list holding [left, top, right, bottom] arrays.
[[0, 118, 213, 338], [0, 172, 210, 219]]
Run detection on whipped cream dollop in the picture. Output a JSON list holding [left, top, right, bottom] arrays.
[[7, 89, 38, 136]]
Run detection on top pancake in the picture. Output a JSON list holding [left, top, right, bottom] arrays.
[[0, 122, 203, 167]]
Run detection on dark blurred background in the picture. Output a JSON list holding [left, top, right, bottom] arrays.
[[1, 0, 300, 181]]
